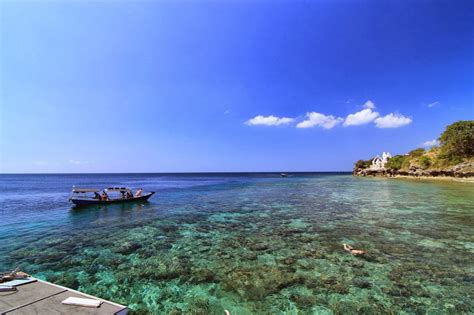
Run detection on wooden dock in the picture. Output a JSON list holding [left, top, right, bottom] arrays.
[[0, 277, 127, 314]]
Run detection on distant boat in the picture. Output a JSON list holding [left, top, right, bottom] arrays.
[[69, 186, 155, 207], [280, 173, 289, 177]]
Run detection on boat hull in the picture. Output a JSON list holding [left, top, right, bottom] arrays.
[[70, 192, 155, 207]]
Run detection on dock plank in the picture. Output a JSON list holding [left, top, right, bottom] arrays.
[[5, 291, 126, 315], [0, 278, 127, 315], [0, 281, 65, 313]]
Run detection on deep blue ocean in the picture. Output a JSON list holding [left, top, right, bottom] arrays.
[[0, 173, 473, 314]]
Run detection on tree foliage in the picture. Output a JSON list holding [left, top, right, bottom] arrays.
[[355, 159, 371, 169], [385, 155, 406, 170], [439, 120, 474, 161]]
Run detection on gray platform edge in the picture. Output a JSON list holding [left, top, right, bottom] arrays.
[[2, 278, 128, 315]]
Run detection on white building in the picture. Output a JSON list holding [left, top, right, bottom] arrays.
[[370, 152, 391, 170]]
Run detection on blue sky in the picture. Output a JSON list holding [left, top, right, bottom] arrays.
[[1, 0, 473, 173]]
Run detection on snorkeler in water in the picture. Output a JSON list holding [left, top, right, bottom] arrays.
[[343, 243, 366, 256]]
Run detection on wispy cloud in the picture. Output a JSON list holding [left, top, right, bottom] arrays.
[[296, 112, 343, 129], [374, 113, 412, 128], [427, 101, 440, 108], [245, 115, 294, 126], [69, 159, 89, 165], [224, 110, 231, 115], [422, 139, 439, 148]]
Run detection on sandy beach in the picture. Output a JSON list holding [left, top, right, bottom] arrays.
[[392, 175, 474, 183]]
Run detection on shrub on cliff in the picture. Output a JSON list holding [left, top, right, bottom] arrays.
[[355, 159, 371, 169], [385, 155, 406, 170], [408, 148, 425, 157], [419, 156, 431, 169], [439, 120, 474, 162]]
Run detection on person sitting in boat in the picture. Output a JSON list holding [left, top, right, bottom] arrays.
[[93, 192, 101, 200], [135, 188, 143, 197], [126, 190, 133, 199], [101, 191, 109, 201]]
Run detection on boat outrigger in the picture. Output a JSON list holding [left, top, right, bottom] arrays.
[[69, 186, 155, 207]]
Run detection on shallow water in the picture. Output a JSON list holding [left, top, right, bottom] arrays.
[[1, 173, 473, 314]]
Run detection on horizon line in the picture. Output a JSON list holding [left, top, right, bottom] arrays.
[[0, 171, 352, 175]]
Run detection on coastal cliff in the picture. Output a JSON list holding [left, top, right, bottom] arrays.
[[353, 120, 474, 179], [353, 160, 474, 178]]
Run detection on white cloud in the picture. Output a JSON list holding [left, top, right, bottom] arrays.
[[363, 100, 375, 109], [296, 112, 343, 129], [343, 108, 379, 126], [245, 115, 294, 126], [343, 100, 379, 126], [422, 139, 439, 147], [427, 101, 440, 108], [374, 113, 412, 128]]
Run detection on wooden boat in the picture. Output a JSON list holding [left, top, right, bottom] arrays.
[[69, 187, 155, 207]]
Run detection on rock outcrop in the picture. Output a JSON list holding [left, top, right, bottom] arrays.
[[353, 161, 474, 178]]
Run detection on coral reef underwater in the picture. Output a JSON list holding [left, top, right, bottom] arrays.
[[1, 174, 473, 314]]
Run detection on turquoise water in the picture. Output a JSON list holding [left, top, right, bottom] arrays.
[[0, 173, 473, 314]]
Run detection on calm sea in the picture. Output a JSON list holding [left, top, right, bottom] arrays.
[[0, 173, 473, 314]]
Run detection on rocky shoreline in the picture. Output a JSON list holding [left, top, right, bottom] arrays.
[[353, 161, 474, 180]]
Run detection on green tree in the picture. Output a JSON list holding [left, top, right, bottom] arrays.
[[386, 155, 406, 170], [355, 159, 371, 169], [439, 120, 474, 161]]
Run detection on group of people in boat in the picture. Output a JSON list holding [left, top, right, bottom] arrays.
[[93, 188, 143, 201]]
